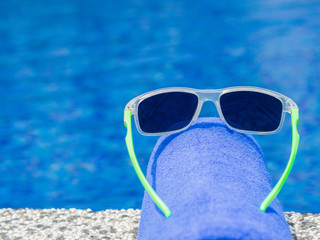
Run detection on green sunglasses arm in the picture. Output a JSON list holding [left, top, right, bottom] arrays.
[[260, 107, 300, 212], [124, 110, 172, 218]]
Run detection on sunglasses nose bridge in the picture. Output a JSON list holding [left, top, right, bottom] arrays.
[[198, 92, 220, 103]]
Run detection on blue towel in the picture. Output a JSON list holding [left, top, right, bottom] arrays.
[[138, 117, 292, 240]]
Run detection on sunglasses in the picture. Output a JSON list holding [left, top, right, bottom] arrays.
[[124, 87, 300, 218]]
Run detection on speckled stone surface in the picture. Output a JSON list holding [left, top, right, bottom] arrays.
[[0, 209, 318, 240]]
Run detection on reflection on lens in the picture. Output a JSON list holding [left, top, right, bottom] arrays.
[[138, 92, 198, 133], [220, 91, 283, 132]]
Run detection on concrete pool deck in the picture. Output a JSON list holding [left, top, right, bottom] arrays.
[[0, 208, 318, 240]]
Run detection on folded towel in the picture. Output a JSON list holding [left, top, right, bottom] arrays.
[[138, 117, 292, 240]]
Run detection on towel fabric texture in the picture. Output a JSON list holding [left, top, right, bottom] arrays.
[[138, 117, 292, 240]]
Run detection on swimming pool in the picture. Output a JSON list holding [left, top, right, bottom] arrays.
[[0, 0, 319, 213]]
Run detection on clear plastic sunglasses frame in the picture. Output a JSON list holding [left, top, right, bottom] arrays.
[[125, 86, 298, 136], [124, 86, 300, 218]]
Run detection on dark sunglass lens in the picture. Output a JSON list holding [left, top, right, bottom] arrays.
[[220, 91, 283, 132], [138, 92, 198, 133]]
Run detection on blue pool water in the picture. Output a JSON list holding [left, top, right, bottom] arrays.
[[0, 0, 319, 213]]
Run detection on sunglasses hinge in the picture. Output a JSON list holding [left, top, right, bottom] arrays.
[[285, 99, 299, 112]]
